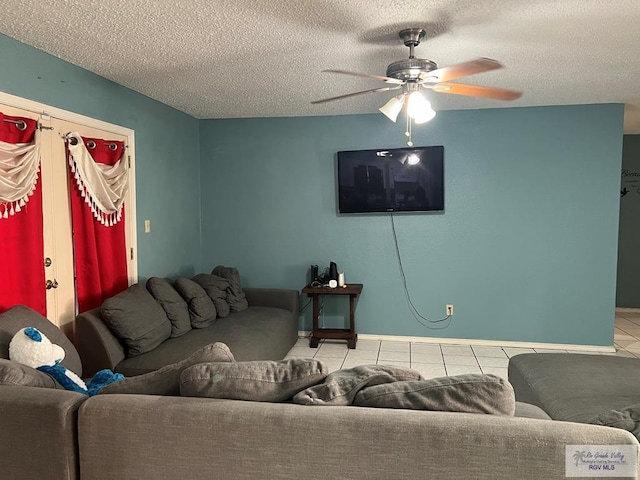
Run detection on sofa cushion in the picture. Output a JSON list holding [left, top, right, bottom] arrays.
[[211, 266, 248, 312], [0, 305, 83, 376], [352, 374, 516, 415], [101, 284, 172, 357], [508, 353, 640, 423], [146, 277, 192, 338], [100, 342, 235, 396], [192, 274, 231, 318], [180, 359, 327, 402], [293, 364, 423, 406], [112, 306, 298, 376], [0, 358, 62, 389], [174, 278, 217, 328], [210, 297, 230, 318]]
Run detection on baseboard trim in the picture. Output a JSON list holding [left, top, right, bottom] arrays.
[[616, 307, 640, 313], [297, 331, 615, 353]]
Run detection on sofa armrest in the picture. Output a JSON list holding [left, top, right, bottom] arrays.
[[0, 385, 86, 480], [75, 308, 126, 377], [79, 395, 640, 480], [244, 288, 299, 314]]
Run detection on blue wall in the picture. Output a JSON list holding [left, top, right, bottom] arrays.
[[0, 33, 625, 346], [0, 33, 202, 279], [617, 135, 640, 307], [200, 104, 624, 346]]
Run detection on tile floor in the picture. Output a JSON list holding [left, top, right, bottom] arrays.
[[284, 310, 640, 380]]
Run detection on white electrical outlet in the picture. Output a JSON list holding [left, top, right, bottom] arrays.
[[446, 304, 454, 316], [144, 219, 151, 233]]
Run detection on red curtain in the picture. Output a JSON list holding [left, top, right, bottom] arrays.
[[0, 113, 45, 315], [69, 136, 128, 312]]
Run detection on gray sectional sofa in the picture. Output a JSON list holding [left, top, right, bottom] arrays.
[[77, 393, 638, 480], [76, 285, 300, 376], [2, 383, 638, 480], [2, 303, 639, 479]]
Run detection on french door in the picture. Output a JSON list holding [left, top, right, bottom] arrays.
[[0, 97, 137, 339]]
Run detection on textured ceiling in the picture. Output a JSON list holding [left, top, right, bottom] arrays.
[[1, 0, 640, 132]]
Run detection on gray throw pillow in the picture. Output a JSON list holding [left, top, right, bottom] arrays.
[[146, 277, 192, 337], [101, 284, 172, 357], [589, 403, 640, 440], [293, 364, 423, 406], [192, 274, 230, 298], [100, 343, 235, 396], [192, 274, 231, 318], [174, 278, 217, 328], [352, 374, 516, 416], [180, 359, 327, 402], [211, 297, 230, 318], [211, 266, 248, 312], [0, 358, 61, 389]]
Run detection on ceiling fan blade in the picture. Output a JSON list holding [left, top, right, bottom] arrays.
[[429, 82, 522, 101], [311, 86, 402, 104], [421, 58, 503, 83], [322, 69, 405, 85]]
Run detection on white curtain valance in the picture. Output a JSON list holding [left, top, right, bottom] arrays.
[[66, 132, 129, 227], [0, 129, 40, 219]]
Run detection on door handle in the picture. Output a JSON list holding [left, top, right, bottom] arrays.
[[45, 279, 59, 290]]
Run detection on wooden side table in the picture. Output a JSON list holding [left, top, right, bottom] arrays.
[[301, 283, 363, 349]]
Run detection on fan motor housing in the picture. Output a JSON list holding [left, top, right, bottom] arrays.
[[386, 58, 437, 81]]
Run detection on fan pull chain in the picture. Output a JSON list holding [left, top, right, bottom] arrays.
[[405, 115, 413, 147]]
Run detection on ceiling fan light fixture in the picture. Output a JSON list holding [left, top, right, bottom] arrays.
[[313, 28, 521, 147], [379, 95, 405, 122], [412, 107, 436, 124], [407, 91, 435, 124]]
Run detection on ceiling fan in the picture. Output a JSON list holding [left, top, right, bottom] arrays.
[[313, 28, 522, 144]]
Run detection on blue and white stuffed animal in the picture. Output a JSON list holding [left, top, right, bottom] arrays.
[[9, 326, 123, 396]]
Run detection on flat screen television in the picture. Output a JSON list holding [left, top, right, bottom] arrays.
[[337, 146, 444, 214]]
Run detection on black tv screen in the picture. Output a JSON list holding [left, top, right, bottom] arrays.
[[337, 146, 444, 214]]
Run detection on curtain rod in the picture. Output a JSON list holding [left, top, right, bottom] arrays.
[[65, 134, 122, 150], [2, 118, 27, 130], [2, 122, 124, 150]]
